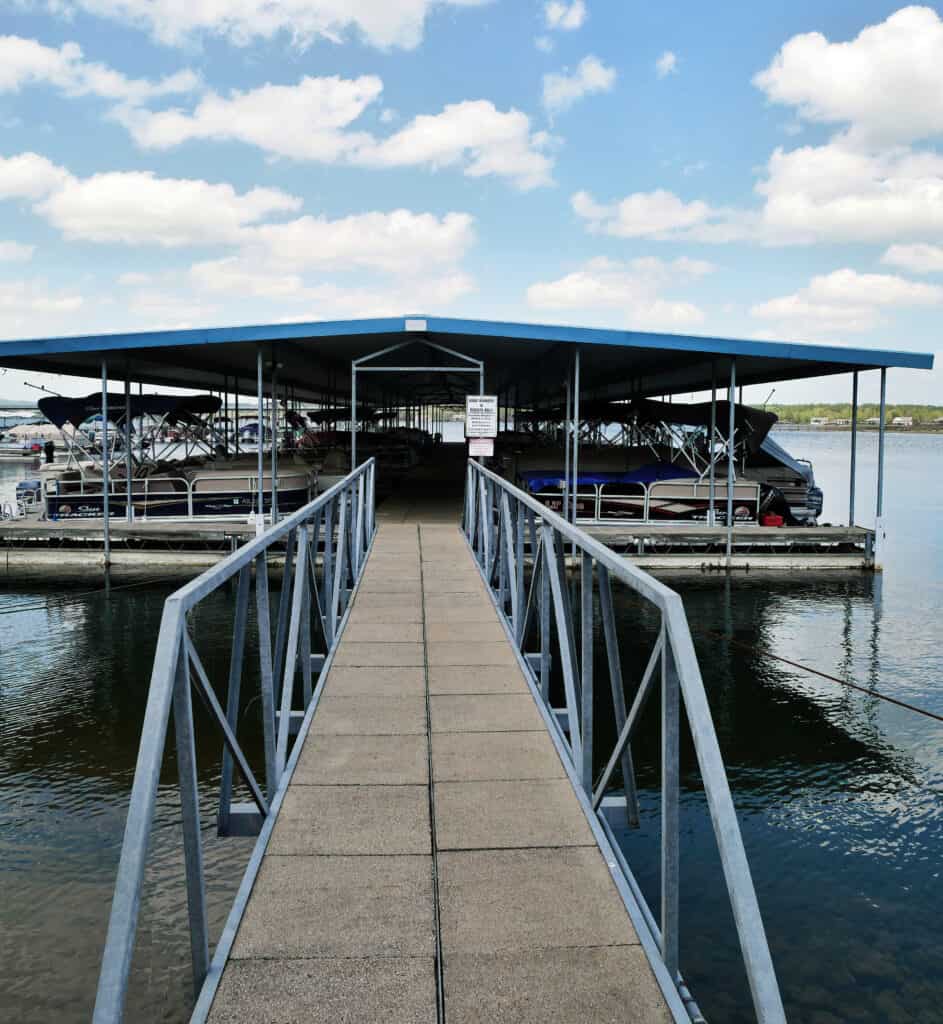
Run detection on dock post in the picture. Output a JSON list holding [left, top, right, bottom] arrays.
[[101, 360, 110, 566], [849, 371, 858, 526], [875, 368, 887, 571], [725, 358, 736, 570]]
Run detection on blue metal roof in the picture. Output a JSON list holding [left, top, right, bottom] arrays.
[[0, 314, 934, 370], [0, 314, 933, 404]]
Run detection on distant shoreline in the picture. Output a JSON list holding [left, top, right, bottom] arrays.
[[774, 423, 943, 433]]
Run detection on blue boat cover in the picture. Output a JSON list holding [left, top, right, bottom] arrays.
[[520, 462, 698, 492]]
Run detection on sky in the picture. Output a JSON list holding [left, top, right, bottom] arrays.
[[0, 0, 942, 404]]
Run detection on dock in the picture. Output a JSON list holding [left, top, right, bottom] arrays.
[[207, 520, 673, 1022]]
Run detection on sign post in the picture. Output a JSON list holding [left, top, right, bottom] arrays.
[[466, 394, 498, 459]]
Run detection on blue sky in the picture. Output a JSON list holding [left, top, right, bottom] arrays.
[[0, 1, 941, 403]]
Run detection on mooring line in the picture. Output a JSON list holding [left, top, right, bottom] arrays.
[[0, 574, 180, 616], [703, 629, 943, 725]]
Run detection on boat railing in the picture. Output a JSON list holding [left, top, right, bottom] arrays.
[[528, 476, 762, 525], [464, 458, 785, 1024], [92, 458, 376, 1023], [44, 471, 316, 520]]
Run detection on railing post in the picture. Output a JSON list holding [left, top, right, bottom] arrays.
[[539, 529, 550, 699], [321, 498, 335, 644], [544, 524, 582, 763], [580, 552, 594, 794], [661, 631, 680, 978], [218, 565, 251, 835], [597, 565, 640, 827], [276, 528, 308, 775], [172, 631, 209, 997], [255, 553, 278, 800], [272, 530, 296, 701], [515, 500, 525, 643]]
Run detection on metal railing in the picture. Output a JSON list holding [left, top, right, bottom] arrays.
[[45, 471, 315, 521], [93, 459, 376, 1023], [464, 459, 785, 1024]]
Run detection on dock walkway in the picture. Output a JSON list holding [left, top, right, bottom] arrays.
[[208, 520, 672, 1023]]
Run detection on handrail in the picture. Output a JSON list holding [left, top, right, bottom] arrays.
[[464, 459, 785, 1024], [93, 458, 376, 1023]]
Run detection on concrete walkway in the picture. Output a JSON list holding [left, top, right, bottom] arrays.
[[209, 522, 672, 1023]]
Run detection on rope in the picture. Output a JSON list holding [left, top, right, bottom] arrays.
[[704, 629, 943, 725], [0, 574, 180, 617]]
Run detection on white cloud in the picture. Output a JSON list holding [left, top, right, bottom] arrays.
[[753, 6, 943, 147], [189, 259, 474, 313], [0, 151, 72, 199], [0, 240, 35, 262], [682, 160, 708, 176], [0, 278, 84, 338], [655, 51, 678, 78], [117, 74, 382, 162], [115, 76, 553, 189], [246, 209, 475, 275], [53, 0, 491, 51], [882, 243, 943, 274], [751, 267, 943, 335], [534, 35, 553, 54], [0, 34, 197, 104], [571, 188, 750, 242], [353, 100, 554, 190], [526, 255, 712, 330], [544, 1, 586, 31], [756, 142, 943, 244], [542, 55, 615, 116], [37, 170, 301, 246]]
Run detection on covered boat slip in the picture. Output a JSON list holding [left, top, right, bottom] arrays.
[[0, 314, 934, 570]]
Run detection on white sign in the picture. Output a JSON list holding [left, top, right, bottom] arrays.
[[465, 394, 498, 438], [468, 437, 494, 457]]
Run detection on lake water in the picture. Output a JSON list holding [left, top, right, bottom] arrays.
[[1, 431, 941, 1022]]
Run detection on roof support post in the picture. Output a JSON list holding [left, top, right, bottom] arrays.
[[708, 362, 717, 527], [223, 375, 229, 456], [256, 345, 264, 527], [234, 377, 240, 455], [725, 358, 736, 571], [101, 359, 110, 566], [124, 367, 132, 523], [563, 369, 571, 525], [350, 362, 357, 471], [571, 348, 581, 553], [270, 351, 278, 524], [849, 371, 859, 527]]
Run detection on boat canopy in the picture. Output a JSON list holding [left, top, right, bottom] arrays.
[[38, 393, 221, 430], [629, 398, 777, 452]]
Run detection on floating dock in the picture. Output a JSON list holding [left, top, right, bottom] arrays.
[[207, 520, 673, 1023]]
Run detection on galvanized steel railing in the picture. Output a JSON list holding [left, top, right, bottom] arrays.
[[464, 459, 785, 1024], [93, 459, 376, 1023]]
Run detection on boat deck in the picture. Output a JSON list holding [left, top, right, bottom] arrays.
[[206, 521, 674, 1023]]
